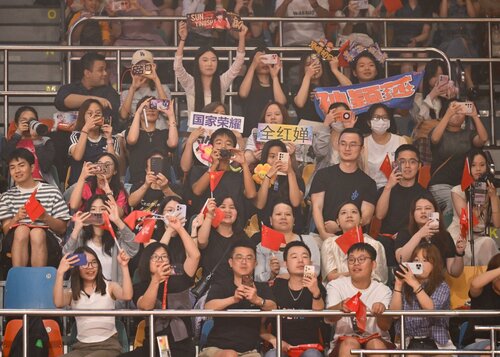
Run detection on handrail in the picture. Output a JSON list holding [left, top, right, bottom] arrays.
[[0, 308, 498, 357]]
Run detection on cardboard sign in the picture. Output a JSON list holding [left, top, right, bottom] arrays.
[[309, 39, 335, 61], [186, 10, 242, 33], [256, 123, 313, 145], [53, 111, 78, 132], [189, 112, 244, 133]]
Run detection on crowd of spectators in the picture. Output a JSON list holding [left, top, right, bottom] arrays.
[[0, 0, 499, 356]]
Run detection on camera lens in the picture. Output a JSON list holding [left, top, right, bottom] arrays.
[[28, 120, 49, 136]]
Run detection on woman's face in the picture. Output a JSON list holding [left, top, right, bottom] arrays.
[[471, 154, 487, 181], [413, 249, 434, 280], [264, 104, 284, 124], [162, 199, 179, 216], [337, 203, 361, 232], [270, 203, 294, 232], [198, 51, 218, 76], [219, 198, 237, 225], [429, 66, 444, 88], [89, 198, 106, 215], [213, 105, 226, 115], [414, 199, 435, 227], [142, 103, 159, 123], [79, 252, 99, 281], [85, 103, 103, 123], [304, 56, 323, 79], [97, 155, 116, 181], [16, 110, 37, 130], [266, 145, 284, 166], [354, 56, 378, 82], [149, 247, 170, 274]]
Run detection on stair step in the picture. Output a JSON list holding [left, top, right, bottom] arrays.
[[0, 25, 60, 43], [0, 63, 62, 82]]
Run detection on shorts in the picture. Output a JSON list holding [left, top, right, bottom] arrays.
[[199, 346, 261, 357], [329, 336, 395, 357]]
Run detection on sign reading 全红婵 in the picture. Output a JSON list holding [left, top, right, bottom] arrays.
[[188, 112, 245, 133], [256, 123, 313, 145]]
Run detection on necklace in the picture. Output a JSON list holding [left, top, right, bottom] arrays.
[[287, 285, 304, 302], [145, 131, 154, 143]]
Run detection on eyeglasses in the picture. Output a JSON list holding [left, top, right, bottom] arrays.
[[347, 256, 372, 265], [397, 159, 420, 166], [371, 116, 390, 121], [232, 255, 255, 262], [339, 141, 362, 149], [79, 260, 98, 269], [151, 254, 169, 263]]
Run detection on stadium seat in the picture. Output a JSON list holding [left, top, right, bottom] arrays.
[[5, 267, 56, 309], [133, 319, 146, 349]]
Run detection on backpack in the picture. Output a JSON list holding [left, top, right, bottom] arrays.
[[9, 317, 49, 357]]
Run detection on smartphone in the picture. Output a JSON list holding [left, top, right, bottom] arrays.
[[150, 157, 163, 176], [219, 148, 232, 160], [261, 54, 279, 65], [428, 212, 440, 229], [175, 204, 187, 222], [456, 101, 474, 115], [103, 116, 111, 125], [405, 262, 424, 275], [68, 253, 88, 267], [93, 162, 110, 175], [338, 110, 353, 121], [170, 263, 184, 276], [85, 213, 104, 226], [131, 63, 152, 76], [277, 152, 289, 176], [149, 99, 170, 111], [241, 275, 254, 287], [303, 265, 315, 280], [437, 74, 449, 87], [392, 160, 401, 173], [352, 0, 369, 9], [111, 0, 128, 12], [473, 181, 487, 206]]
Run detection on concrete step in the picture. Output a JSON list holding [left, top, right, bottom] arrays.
[[0, 7, 60, 25], [0, 63, 62, 83], [0, 25, 60, 43]]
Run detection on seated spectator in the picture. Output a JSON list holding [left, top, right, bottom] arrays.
[[175, 21, 247, 114], [0, 148, 70, 269], [67, 99, 120, 186], [395, 195, 465, 277], [122, 239, 199, 357], [428, 100, 488, 226], [119, 50, 172, 128], [54, 52, 120, 130], [63, 194, 138, 281], [312, 102, 358, 173], [275, 0, 329, 46], [335, 0, 381, 44], [362, 104, 408, 189], [3, 106, 57, 186], [126, 96, 178, 187], [53, 247, 132, 357], [239, 47, 287, 137], [199, 239, 277, 357], [346, 45, 385, 85], [321, 202, 388, 283], [69, 153, 128, 216], [67, 0, 111, 46], [447, 149, 499, 266], [255, 201, 320, 283], [260, 241, 325, 357], [390, 242, 455, 351], [253, 140, 304, 230], [325, 242, 393, 357], [192, 128, 257, 220], [375, 144, 427, 267], [462, 253, 500, 354], [198, 196, 249, 282], [410, 60, 451, 165], [311, 128, 377, 240], [244, 102, 291, 165]]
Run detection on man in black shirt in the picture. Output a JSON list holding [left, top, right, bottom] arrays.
[[310, 128, 377, 240], [200, 239, 276, 357], [375, 144, 427, 266], [261, 241, 325, 357]]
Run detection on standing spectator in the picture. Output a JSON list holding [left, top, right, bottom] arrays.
[[119, 50, 172, 129], [325, 243, 393, 357], [260, 241, 325, 357], [199, 239, 277, 357], [310, 128, 377, 240], [335, 0, 381, 44], [0, 149, 70, 269]]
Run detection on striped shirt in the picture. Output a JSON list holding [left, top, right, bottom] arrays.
[[0, 182, 70, 227]]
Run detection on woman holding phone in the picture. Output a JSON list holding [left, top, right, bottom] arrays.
[[63, 194, 138, 282], [54, 246, 133, 356], [395, 195, 465, 277]]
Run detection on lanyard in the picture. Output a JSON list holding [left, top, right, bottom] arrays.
[[162, 278, 169, 310]]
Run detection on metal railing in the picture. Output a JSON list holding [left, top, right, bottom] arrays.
[[0, 308, 498, 357]]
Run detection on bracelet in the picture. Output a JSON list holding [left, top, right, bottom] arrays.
[[265, 175, 272, 180], [414, 285, 423, 294], [260, 298, 266, 308], [81, 131, 88, 135], [106, 192, 113, 196], [455, 251, 465, 257], [312, 293, 322, 300], [394, 289, 402, 293]]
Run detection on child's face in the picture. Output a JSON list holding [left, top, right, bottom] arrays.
[[84, 0, 100, 13], [212, 134, 235, 151]]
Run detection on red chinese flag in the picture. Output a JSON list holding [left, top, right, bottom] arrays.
[[261, 224, 286, 251], [344, 291, 367, 332], [383, 0, 403, 13], [338, 40, 350, 68], [209, 171, 225, 192], [101, 211, 116, 239], [124, 210, 152, 230], [335, 226, 364, 254], [379, 153, 392, 179], [202, 204, 225, 229], [134, 218, 156, 243], [460, 208, 468, 238], [461, 157, 474, 191], [24, 189, 46, 221]]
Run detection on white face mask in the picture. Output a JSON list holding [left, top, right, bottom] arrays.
[[330, 121, 345, 132], [370, 119, 390, 134]]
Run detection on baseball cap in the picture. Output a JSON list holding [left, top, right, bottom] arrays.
[[131, 50, 154, 65]]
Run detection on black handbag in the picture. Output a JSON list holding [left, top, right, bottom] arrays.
[[407, 337, 438, 350]]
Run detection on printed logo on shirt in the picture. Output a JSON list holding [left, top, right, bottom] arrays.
[[292, 10, 316, 16], [351, 190, 359, 201]]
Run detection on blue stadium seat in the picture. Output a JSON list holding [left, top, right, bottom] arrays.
[[4, 266, 57, 309]]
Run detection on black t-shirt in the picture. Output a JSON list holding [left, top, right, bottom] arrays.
[[467, 283, 500, 340], [200, 229, 250, 281], [293, 84, 322, 123], [270, 278, 325, 345], [241, 82, 274, 137], [205, 279, 275, 352], [310, 164, 377, 222], [379, 183, 427, 235], [394, 229, 455, 262], [126, 128, 173, 186]]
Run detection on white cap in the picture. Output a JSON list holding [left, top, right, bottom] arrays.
[[131, 49, 154, 65]]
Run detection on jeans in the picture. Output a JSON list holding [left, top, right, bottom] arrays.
[[429, 184, 454, 228], [264, 348, 324, 357]]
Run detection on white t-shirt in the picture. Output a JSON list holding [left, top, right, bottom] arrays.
[[275, 0, 329, 46], [326, 276, 392, 341]]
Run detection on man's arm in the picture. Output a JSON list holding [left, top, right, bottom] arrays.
[[360, 201, 375, 227], [40, 213, 67, 236]]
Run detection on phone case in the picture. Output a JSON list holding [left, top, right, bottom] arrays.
[[241, 275, 254, 287], [261, 54, 278, 65], [69, 253, 88, 267], [85, 213, 104, 226], [303, 265, 315, 279], [404, 262, 423, 275], [176, 204, 187, 222], [151, 157, 163, 175], [277, 152, 289, 176]]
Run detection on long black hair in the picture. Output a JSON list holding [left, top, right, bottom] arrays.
[[81, 194, 115, 256], [70, 246, 107, 301], [193, 47, 222, 112]]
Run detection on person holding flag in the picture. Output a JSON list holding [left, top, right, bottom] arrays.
[[63, 194, 138, 282], [325, 242, 393, 357], [321, 202, 387, 284], [254, 201, 320, 283], [446, 149, 500, 266], [0, 148, 70, 270]]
